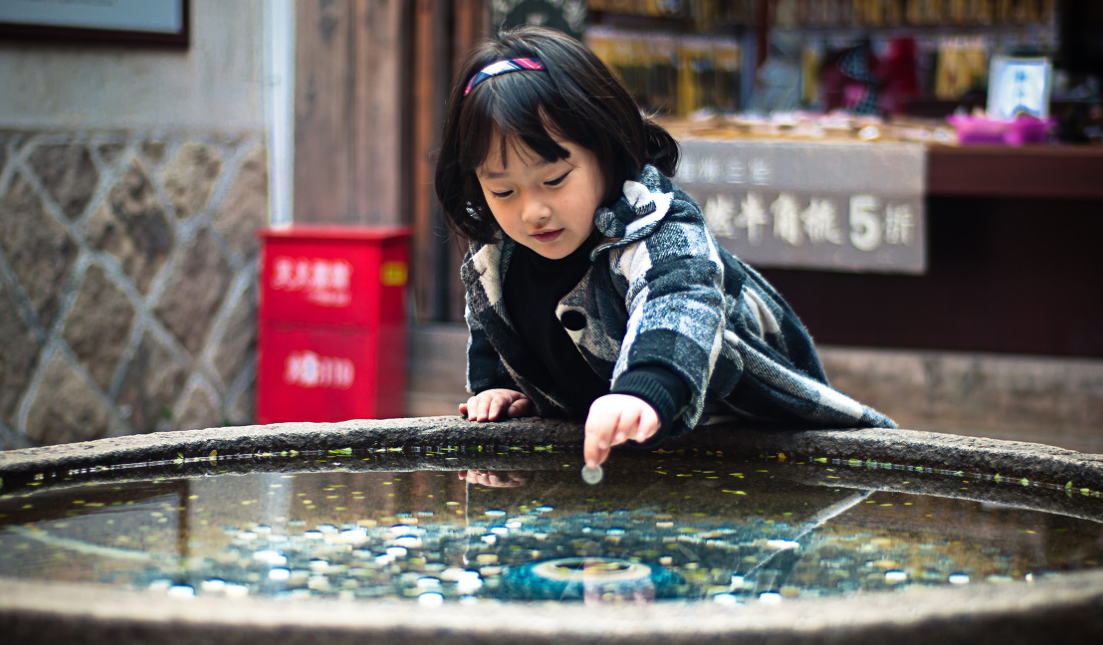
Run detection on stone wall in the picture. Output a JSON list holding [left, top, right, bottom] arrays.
[[0, 130, 268, 449]]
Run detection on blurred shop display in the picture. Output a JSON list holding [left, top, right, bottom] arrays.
[[575, 1, 1099, 284], [773, 0, 1057, 114], [582, 0, 1100, 143]]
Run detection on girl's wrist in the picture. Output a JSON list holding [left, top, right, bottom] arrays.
[[610, 367, 689, 434]]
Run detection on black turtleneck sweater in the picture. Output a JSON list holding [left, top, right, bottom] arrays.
[[503, 233, 688, 432]]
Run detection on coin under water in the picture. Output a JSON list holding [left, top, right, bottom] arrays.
[[581, 465, 604, 485]]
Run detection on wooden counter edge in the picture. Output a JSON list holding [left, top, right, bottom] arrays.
[[926, 144, 1103, 200]]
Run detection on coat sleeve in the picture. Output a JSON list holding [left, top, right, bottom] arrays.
[[606, 169, 896, 434], [460, 245, 520, 396], [464, 295, 519, 395], [609, 181, 727, 433]]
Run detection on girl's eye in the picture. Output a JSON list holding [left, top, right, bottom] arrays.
[[490, 189, 513, 198], [545, 171, 570, 186]]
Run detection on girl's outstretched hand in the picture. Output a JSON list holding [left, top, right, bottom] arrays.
[[460, 388, 532, 422], [584, 394, 660, 469]]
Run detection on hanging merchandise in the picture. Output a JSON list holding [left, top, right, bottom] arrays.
[[934, 37, 990, 100], [802, 44, 823, 107], [586, 27, 741, 116], [880, 37, 921, 114], [648, 34, 680, 113], [680, 36, 716, 116], [715, 39, 743, 113], [822, 40, 882, 115]]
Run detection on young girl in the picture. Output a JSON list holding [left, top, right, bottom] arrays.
[[435, 27, 895, 471]]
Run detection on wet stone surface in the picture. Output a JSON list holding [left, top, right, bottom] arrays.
[[1, 449, 1101, 607]]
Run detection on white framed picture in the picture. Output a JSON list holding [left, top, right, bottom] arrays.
[[0, 0, 188, 48], [987, 56, 1052, 120]]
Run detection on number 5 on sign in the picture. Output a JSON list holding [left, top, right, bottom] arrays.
[[849, 194, 882, 252]]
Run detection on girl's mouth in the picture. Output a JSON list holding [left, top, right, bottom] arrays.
[[532, 230, 563, 243]]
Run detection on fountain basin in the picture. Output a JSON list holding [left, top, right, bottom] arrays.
[[2, 417, 1102, 644]]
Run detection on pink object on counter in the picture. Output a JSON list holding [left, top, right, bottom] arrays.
[[947, 114, 1055, 145]]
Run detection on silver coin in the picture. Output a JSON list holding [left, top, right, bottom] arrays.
[[581, 464, 604, 485]]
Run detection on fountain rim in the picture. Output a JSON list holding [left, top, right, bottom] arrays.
[[2, 567, 1103, 644], [3, 416, 1102, 486], [2, 417, 1103, 644]]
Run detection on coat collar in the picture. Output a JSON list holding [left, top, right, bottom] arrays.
[[592, 165, 674, 257]]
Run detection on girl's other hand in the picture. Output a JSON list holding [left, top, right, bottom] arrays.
[[583, 394, 660, 469], [460, 388, 532, 422], [457, 470, 529, 488]]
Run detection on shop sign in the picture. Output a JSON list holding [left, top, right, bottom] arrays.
[[676, 139, 927, 274], [269, 255, 353, 307], [283, 350, 355, 390]]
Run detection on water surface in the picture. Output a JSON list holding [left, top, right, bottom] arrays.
[[1, 448, 1100, 606]]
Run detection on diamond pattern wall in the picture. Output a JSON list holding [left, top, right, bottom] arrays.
[[0, 131, 268, 448]]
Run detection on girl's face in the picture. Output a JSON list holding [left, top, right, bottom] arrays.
[[476, 133, 605, 260]]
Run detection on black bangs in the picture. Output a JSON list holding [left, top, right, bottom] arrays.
[[457, 72, 570, 174]]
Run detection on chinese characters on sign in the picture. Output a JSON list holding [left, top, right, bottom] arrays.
[[676, 139, 927, 274], [270, 256, 353, 307], [284, 350, 355, 390]]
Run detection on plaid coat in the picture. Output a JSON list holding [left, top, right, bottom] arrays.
[[460, 165, 896, 439]]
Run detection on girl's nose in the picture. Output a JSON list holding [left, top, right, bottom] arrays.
[[520, 193, 551, 225]]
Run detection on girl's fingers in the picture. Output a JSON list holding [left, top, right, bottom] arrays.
[[463, 390, 531, 422], [489, 394, 510, 420], [476, 396, 492, 421], [612, 410, 638, 446], [464, 396, 482, 421], [583, 436, 603, 469], [635, 407, 659, 442], [583, 416, 615, 469], [507, 397, 532, 418]]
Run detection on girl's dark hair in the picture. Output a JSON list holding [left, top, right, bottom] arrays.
[[434, 26, 680, 243]]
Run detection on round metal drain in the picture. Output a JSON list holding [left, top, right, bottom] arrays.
[[501, 557, 682, 601]]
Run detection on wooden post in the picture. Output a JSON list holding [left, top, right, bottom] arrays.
[[294, 0, 487, 321], [294, 0, 353, 224], [410, 0, 453, 321], [410, 0, 436, 320], [294, 0, 403, 226], [353, 0, 403, 226], [446, 0, 490, 322]]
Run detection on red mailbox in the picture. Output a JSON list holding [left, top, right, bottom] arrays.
[[256, 226, 411, 423]]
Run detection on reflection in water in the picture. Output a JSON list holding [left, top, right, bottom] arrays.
[[0, 451, 1100, 606]]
